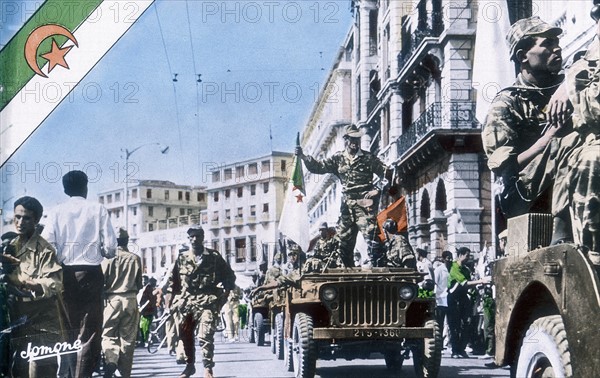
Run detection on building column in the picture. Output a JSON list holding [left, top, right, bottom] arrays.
[[428, 211, 447, 256]]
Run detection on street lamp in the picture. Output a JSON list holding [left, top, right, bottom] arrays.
[[122, 143, 169, 235]]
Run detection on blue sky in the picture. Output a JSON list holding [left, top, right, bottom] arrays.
[[0, 0, 353, 213]]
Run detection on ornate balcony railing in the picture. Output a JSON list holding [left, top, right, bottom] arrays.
[[396, 101, 481, 158], [397, 18, 443, 68]]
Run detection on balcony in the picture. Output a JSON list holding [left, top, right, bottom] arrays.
[[395, 101, 482, 177]]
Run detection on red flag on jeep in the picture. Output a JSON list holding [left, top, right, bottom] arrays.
[[377, 196, 408, 240]]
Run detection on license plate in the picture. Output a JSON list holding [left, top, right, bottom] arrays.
[[353, 329, 402, 338]]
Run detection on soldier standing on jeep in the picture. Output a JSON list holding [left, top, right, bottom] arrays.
[[296, 124, 391, 267]]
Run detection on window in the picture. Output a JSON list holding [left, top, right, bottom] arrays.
[[224, 189, 230, 199], [250, 205, 256, 216], [197, 192, 205, 202], [213, 192, 219, 202], [180, 208, 185, 216], [133, 207, 137, 216], [249, 236, 257, 262], [107, 194, 112, 203], [263, 203, 269, 213], [212, 239, 219, 250], [146, 189, 152, 198], [235, 238, 246, 263], [188, 208, 193, 215], [263, 182, 269, 193], [225, 209, 231, 220], [224, 168, 233, 180], [185, 192, 190, 201], [178, 191, 183, 200], [237, 187, 243, 198], [250, 184, 256, 195], [165, 190, 170, 200], [212, 171, 220, 183], [132, 188, 138, 198], [166, 207, 172, 218], [236, 166, 244, 179], [237, 207, 243, 218], [281, 160, 287, 173], [248, 163, 258, 175], [261, 160, 270, 173], [115, 209, 120, 218], [115, 192, 121, 202], [99, 196, 104, 204], [148, 206, 154, 217], [212, 211, 219, 222], [148, 223, 154, 232]]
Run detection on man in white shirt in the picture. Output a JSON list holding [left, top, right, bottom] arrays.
[[43, 170, 117, 378], [434, 251, 453, 348], [416, 248, 434, 285]]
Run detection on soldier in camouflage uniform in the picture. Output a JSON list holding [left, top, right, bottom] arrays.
[[558, 2, 600, 252], [101, 228, 143, 378], [382, 219, 416, 269], [313, 222, 341, 268], [482, 17, 574, 236], [296, 124, 390, 267], [169, 225, 236, 378]]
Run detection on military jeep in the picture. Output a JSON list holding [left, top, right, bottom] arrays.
[[280, 267, 441, 378], [493, 214, 600, 377]]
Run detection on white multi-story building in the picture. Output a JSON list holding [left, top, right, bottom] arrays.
[[202, 151, 294, 280], [98, 180, 207, 238]]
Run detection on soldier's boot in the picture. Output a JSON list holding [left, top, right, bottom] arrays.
[[178, 363, 196, 378], [204, 367, 214, 378], [103, 363, 117, 378]]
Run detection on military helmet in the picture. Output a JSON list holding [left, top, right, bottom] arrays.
[[319, 222, 328, 230], [506, 16, 562, 59], [383, 219, 398, 233]]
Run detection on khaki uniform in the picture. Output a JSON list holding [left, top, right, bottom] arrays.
[[7, 233, 66, 378], [303, 150, 388, 266], [482, 73, 574, 218], [222, 286, 243, 340], [169, 248, 236, 368], [385, 233, 416, 269], [101, 246, 143, 377], [561, 41, 600, 250]]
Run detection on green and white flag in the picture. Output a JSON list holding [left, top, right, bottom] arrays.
[[0, 0, 155, 166], [279, 133, 310, 252]]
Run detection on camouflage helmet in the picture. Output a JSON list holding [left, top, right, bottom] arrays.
[[506, 16, 562, 60]]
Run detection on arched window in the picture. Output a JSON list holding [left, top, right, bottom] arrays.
[[435, 179, 447, 214], [420, 189, 431, 223]]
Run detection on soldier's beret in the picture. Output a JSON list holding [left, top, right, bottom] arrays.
[[507, 16, 562, 59]]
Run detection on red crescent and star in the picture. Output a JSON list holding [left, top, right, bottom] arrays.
[[24, 24, 78, 78]]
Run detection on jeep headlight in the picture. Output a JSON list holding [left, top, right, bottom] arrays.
[[322, 286, 337, 301], [399, 285, 416, 301]]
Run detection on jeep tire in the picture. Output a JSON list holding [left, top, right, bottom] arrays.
[[253, 312, 266, 346], [514, 315, 572, 378], [412, 319, 442, 378], [292, 312, 317, 378]]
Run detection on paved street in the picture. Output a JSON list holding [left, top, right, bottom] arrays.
[[124, 329, 511, 378]]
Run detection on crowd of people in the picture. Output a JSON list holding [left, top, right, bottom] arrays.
[[0, 171, 236, 378]]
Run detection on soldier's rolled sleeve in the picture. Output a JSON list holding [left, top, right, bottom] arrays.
[[482, 98, 520, 172]]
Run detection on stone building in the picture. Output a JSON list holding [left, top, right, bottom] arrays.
[[202, 151, 293, 281]]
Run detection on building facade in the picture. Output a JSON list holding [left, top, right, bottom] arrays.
[[98, 180, 207, 238], [202, 151, 293, 281], [301, 0, 596, 260]]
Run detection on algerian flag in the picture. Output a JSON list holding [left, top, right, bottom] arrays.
[[278, 133, 310, 252], [472, 0, 514, 124], [0, 0, 155, 166]]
